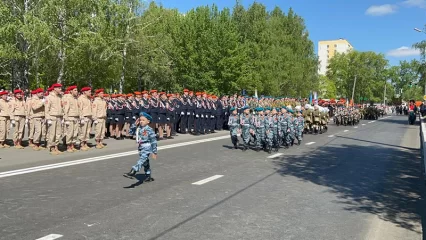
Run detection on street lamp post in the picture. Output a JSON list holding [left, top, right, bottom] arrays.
[[351, 75, 357, 106]]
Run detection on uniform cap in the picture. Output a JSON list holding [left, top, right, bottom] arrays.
[[81, 87, 91, 92], [167, 94, 173, 97], [141, 90, 148, 94], [134, 91, 141, 95], [51, 83, 62, 88], [0, 91, 8, 96], [159, 92, 166, 95], [195, 92, 201, 96], [183, 89, 189, 92], [189, 91, 193, 94], [230, 107, 236, 111], [68, 85, 77, 91], [14, 89, 23, 94], [64, 90, 70, 94], [95, 89, 104, 94], [139, 112, 152, 122], [150, 90, 157, 93], [127, 93, 133, 97]]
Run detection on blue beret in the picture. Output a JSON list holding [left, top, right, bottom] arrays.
[[266, 107, 271, 111], [255, 107, 264, 112], [275, 108, 281, 111], [230, 107, 236, 111], [242, 105, 249, 110], [139, 112, 152, 122], [288, 109, 294, 114]]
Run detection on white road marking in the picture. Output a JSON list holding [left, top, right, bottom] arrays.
[[368, 121, 373, 123], [354, 127, 358, 129], [328, 135, 335, 137], [344, 130, 349, 132], [305, 142, 315, 145], [35, 234, 63, 240], [192, 175, 224, 185], [267, 153, 284, 159], [372, 121, 376, 123], [0, 135, 229, 179], [362, 124, 366, 126]]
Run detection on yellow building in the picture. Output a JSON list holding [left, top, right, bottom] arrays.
[[318, 38, 353, 75]]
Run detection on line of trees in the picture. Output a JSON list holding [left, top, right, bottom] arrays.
[[0, 0, 319, 97], [322, 50, 424, 104]]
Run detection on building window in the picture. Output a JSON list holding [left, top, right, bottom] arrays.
[[334, 44, 337, 47], [334, 50, 337, 54], [327, 45, 329, 48]]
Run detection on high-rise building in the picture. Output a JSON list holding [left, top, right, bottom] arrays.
[[318, 38, 353, 75]]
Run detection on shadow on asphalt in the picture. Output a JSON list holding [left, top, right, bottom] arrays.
[[273, 143, 425, 235], [379, 116, 421, 126]]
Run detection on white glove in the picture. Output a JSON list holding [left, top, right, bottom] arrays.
[[61, 119, 64, 124], [80, 119, 85, 124], [115, 118, 118, 121], [167, 118, 170, 121], [94, 120, 98, 124], [47, 120, 52, 125], [11, 120, 15, 125], [41, 99, 46, 104], [196, 114, 199, 118], [187, 112, 190, 115], [132, 116, 136, 120], [65, 121, 70, 126], [181, 112, 185, 115], [25, 119, 28, 124]]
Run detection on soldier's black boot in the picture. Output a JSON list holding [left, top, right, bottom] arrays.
[[298, 140, 301, 145], [274, 145, 279, 152], [233, 144, 238, 149], [123, 169, 137, 179], [268, 146, 272, 154], [145, 175, 155, 182], [256, 147, 261, 152], [242, 144, 248, 152]]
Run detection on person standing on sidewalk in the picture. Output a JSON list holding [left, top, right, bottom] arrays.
[[92, 89, 107, 149], [45, 83, 64, 155], [78, 87, 92, 151]]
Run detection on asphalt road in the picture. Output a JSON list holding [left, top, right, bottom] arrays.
[[0, 115, 424, 240]]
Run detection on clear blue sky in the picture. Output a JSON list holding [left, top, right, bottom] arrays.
[[155, 0, 426, 66]]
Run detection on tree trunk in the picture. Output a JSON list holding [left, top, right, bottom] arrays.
[[57, 7, 67, 84]]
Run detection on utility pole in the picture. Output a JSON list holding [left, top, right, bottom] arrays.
[[383, 82, 387, 106], [351, 75, 357, 106]]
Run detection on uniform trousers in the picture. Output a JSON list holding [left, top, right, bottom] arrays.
[[47, 117, 62, 147], [94, 119, 106, 140], [79, 117, 92, 142], [65, 117, 79, 144], [0, 117, 10, 142], [13, 116, 26, 141], [33, 117, 46, 144]]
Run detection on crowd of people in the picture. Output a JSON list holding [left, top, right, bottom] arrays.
[[0, 84, 345, 155]]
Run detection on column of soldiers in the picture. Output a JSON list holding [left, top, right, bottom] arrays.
[[0, 83, 107, 155], [227, 102, 332, 154], [0, 85, 333, 155]]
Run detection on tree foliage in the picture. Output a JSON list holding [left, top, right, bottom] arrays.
[[0, 1, 318, 96]]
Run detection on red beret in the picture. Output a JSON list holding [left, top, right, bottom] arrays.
[[95, 89, 104, 94], [141, 90, 148, 94], [167, 94, 173, 97], [0, 91, 8, 96], [47, 87, 53, 92], [51, 83, 62, 88], [64, 90, 70, 94], [81, 87, 91, 92], [68, 85, 77, 91], [150, 90, 157, 93], [134, 91, 141, 95], [44, 91, 49, 96], [14, 89, 23, 94], [159, 92, 166, 95], [183, 89, 189, 92]]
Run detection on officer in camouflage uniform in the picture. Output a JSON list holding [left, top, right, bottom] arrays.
[[239, 106, 252, 151], [252, 107, 266, 152], [228, 107, 240, 149]]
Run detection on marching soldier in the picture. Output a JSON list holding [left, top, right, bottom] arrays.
[[92, 89, 107, 149], [63, 86, 79, 152], [0, 91, 11, 148], [10, 89, 27, 149], [45, 83, 64, 155], [78, 87, 93, 150]]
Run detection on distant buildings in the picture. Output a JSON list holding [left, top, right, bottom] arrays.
[[318, 38, 353, 75]]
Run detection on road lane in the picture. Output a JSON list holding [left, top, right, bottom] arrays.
[[0, 116, 423, 240]]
